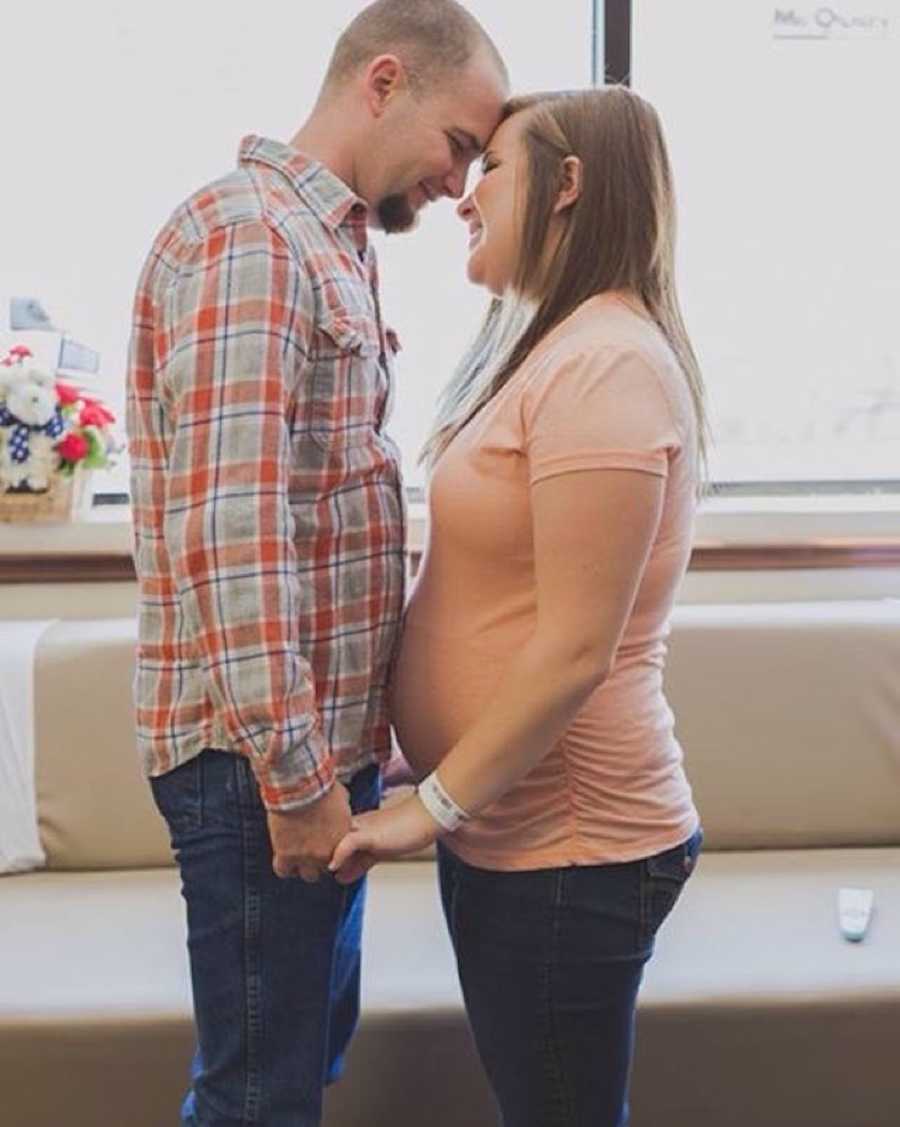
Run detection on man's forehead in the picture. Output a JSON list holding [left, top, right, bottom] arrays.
[[447, 85, 507, 151]]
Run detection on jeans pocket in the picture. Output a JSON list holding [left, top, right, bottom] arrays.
[[639, 828, 703, 946], [562, 861, 647, 962], [150, 755, 203, 838]]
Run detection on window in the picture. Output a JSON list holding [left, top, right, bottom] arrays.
[[627, 0, 900, 489], [5, 1, 896, 501]]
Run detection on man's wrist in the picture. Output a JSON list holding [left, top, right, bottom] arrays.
[[265, 779, 336, 818], [257, 754, 337, 814]]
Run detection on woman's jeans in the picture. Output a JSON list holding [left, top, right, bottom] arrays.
[[151, 748, 380, 1127], [437, 828, 703, 1127]]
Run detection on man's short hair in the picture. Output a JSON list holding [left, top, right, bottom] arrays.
[[324, 0, 507, 93]]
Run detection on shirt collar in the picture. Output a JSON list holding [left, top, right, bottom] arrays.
[[238, 135, 368, 233]]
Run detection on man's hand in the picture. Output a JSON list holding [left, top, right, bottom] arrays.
[[267, 784, 352, 882]]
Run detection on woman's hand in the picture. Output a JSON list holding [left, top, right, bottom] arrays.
[[328, 794, 440, 885]]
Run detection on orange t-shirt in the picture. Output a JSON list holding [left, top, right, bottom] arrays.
[[390, 293, 700, 870]]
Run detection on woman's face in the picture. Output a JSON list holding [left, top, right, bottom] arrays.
[[457, 112, 529, 296]]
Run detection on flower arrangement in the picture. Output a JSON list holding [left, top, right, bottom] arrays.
[[0, 345, 119, 516], [54, 379, 118, 478]]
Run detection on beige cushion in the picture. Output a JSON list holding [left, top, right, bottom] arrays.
[[31, 617, 432, 870], [34, 619, 172, 870], [666, 601, 900, 850], [3, 854, 897, 1127], [31, 600, 900, 869]]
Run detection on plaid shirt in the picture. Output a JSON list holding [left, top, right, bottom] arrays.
[[126, 136, 406, 811]]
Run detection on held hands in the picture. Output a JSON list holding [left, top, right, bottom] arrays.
[[266, 781, 442, 886], [266, 783, 352, 882], [328, 793, 440, 885]]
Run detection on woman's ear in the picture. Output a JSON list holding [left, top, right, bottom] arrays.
[[553, 155, 583, 214]]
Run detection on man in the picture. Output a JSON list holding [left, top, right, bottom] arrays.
[[125, 2, 507, 1123]]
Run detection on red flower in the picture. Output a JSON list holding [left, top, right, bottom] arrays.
[[56, 382, 81, 406], [79, 401, 116, 427], [2, 345, 33, 367], [57, 432, 90, 462]]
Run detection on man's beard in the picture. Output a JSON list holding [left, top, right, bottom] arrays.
[[377, 192, 418, 234]]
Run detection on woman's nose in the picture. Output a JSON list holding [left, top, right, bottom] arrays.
[[457, 194, 475, 221]]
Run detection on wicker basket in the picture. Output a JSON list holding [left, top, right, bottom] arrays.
[[0, 471, 91, 524]]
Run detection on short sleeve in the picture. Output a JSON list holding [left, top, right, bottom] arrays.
[[521, 346, 682, 486]]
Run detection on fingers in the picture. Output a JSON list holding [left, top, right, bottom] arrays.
[[272, 854, 370, 883], [328, 831, 380, 884], [296, 863, 322, 883], [272, 815, 376, 882], [272, 854, 295, 879], [334, 851, 377, 886], [328, 830, 365, 874], [273, 858, 323, 882]]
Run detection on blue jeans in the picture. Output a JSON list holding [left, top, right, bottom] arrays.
[[151, 749, 380, 1126], [437, 828, 703, 1127]]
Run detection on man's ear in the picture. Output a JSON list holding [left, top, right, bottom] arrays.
[[363, 54, 406, 116], [553, 155, 583, 214]]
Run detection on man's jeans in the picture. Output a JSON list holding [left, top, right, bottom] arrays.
[[151, 749, 380, 1126], [438, 828, 703, 1127]]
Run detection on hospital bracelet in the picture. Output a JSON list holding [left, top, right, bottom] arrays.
[[417, 771, 472, 834]]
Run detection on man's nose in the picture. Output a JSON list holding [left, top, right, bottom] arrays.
[[442, 165, 469, 201]]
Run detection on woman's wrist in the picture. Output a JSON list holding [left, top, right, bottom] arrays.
[[416, 770, 472, 834]]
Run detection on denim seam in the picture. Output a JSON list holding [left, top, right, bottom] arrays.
[[197, 753, 206, 829], [638, 862, 652, 951], [543, 869, 576, 1127], [322, 881, 351, 1089], [639, 860, 688, 950], [238, 758, 264, 1125], [449, 862, 461, 951]]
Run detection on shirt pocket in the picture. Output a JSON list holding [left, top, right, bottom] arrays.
[[309, 310, 385, 452]]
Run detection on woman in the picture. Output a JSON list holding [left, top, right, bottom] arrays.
[[330, 86, 707, 1126]]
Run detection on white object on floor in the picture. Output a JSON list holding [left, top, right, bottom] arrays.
[[0, 619, 57, 873], [838, 887, 875, 943]]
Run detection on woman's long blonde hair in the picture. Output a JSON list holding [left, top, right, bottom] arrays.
[[421, 87, 709, 479]]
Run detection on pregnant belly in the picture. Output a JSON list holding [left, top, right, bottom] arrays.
[[388, 623, 507, 780]]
